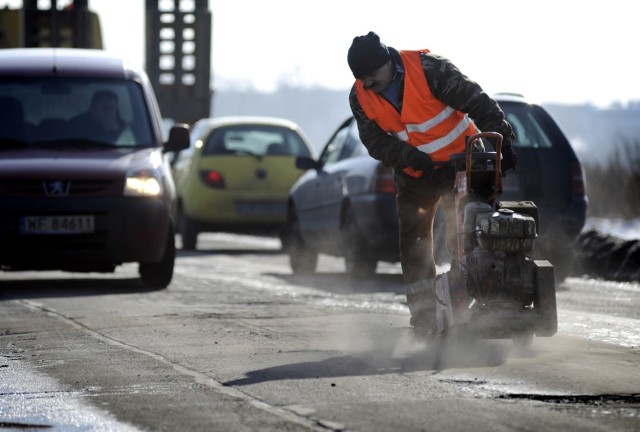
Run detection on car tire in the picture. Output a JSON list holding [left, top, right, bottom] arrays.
[[285, 210, 318, 274], [139, 226, 175, 289], [342, 209, 377, 278], [179, 207, 198, 250]]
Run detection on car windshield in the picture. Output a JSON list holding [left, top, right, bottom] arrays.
[[0, 77, 154, 150], [202, 124, 311, 158]]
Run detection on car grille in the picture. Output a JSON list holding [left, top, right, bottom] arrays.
[[0, 179, 121, 197]]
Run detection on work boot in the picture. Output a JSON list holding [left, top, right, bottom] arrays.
[[409, 312, 437, 339], [405, 278, 437, 337]]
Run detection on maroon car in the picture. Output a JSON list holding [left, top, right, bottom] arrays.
[[0, 48, 189, 288]]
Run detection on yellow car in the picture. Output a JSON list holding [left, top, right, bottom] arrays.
[[172, 116, 315, 249]]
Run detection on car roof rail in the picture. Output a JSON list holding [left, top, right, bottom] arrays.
[[493, 92, 526, 98]]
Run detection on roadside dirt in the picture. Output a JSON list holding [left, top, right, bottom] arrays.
[[574, 229, 640, 282]]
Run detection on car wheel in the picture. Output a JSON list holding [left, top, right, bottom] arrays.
[[179, 207, 198, 250], [285, 210, 318, 274], [139, 226, 175, 289], [342, 209, 377, 278]]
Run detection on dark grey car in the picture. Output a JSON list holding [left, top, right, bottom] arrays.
[[284, 94, 588, 279]]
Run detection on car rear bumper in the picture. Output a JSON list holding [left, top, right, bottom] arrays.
[[0, 197, 171, 270], [186, 189, 289, 227]]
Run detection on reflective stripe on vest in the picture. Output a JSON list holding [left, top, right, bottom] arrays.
[[355, 49, 478, 174], [395, 108, 472, 155]]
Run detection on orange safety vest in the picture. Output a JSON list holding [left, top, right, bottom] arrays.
[[355, 49, 478, 178]]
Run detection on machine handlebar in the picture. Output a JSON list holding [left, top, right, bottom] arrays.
[[433, 132, 504, 196]]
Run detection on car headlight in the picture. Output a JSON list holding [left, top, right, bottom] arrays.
[[124, 170, 162, 196]]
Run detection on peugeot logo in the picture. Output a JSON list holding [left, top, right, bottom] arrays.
[[43, 180, 71, 197]]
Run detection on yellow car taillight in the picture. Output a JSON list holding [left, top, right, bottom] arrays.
[[200, 170, 226, 188]]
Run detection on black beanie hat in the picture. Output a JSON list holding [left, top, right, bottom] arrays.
[[347, 31, 392, 78]]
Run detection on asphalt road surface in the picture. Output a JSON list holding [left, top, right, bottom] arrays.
[[1, 233, 639, 432]]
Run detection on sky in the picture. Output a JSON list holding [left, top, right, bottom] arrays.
[[3, 0, 639, 107]]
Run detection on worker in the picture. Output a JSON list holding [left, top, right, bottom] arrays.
[[347, 31, 516, 337]]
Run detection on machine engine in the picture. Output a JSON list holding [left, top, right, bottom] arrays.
[[461, 201, 541, 337]]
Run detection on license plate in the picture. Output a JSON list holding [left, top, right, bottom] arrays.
[[20, 215, 95, 234], [236, 202, 286, 216]]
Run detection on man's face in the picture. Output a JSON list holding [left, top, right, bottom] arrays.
[[359, 61, 393, 93], [91, 97, 118, 130]]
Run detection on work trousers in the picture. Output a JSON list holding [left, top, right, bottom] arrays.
[[396, 180, 457, 286]]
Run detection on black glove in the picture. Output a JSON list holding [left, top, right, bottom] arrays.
[[501, 144, 516, 172], [406, 148, 435, 179]]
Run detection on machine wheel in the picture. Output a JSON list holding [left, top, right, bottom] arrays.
[[179, 207, 198, 250], [342, 209, 377, 278], [285, 210, 318, 274], [534, 260, 557, 336], [139, 225, 175, 289]]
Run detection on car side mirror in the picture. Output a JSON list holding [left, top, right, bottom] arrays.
[[164, 124, 190, 154], [295, 156, 319, 171]]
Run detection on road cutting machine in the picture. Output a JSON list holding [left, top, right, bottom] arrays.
[[437, 132, 557, 347]]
